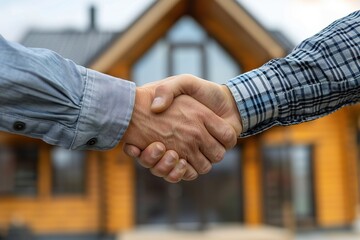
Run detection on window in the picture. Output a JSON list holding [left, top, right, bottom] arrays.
[[198, 146, 243, 223], [290, 146, 314, 222], [0, 144, 38, 196], [171, 47, 203, 77], [136, 146, 243, 227], [51, 147, 85, 195], [262, 144, 315, 227], [133, 16, 240, 85]]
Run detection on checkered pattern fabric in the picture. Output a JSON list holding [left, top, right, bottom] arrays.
[[226, 10, 360, 137]]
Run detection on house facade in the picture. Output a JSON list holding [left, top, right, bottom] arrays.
[[0, 0, 359, 239]]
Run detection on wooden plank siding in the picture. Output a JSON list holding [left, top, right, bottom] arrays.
[[258, 107, 359, 227], [0, 138, 136, 235], [103, 145, 135, 233], [0, 135, 102, 234], [242, 137, 263, 225]]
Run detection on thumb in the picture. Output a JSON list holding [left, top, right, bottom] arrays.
[[151, 75, 222, 114], [150, 75, 200, 113], [151, 85, 175, 113], [123, 143, 141, 158]]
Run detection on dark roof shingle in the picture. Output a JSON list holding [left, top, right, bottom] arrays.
[[21, 29, 120, 67]]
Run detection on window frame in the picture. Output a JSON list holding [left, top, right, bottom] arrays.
[[168, 42, 207, 78]]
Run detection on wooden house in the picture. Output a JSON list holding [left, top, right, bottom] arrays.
[[0, 0, 358, 239]]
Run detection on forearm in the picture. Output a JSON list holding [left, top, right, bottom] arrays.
[[227, 10, 360, 137], [0, 36, 135, 150]]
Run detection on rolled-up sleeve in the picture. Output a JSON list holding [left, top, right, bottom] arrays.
[[227, 10, 360, 137], [0, 36, 135, 150]]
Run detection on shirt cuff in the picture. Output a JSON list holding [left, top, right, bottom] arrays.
[[226, 67, 280, 137], [71, 66, 135, 150]]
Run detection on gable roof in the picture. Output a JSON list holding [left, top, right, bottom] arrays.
[[91, 0, 289, 74], [20, 0, 292, 73], [21, 29, 119, 67]]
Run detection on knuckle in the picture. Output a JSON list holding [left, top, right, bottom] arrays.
[[198, 163, 212, 175], [141, 157, 156, 168], [155, 84, 169, 97], [184, 172, 198, 181], [156, 165, 171, 176], [196, 110, 206, 119], [179, 73, 195, 79], [189, 174, 198, 180], [166, 175, 181, 183], [150, 167, 166, 178], [191, 128, 203, 142], [138, 159, 152, 168], [213, 148, 225, 163], [156, 84, 167, 92], [123, 145, 138, 158], [149, 168, 160, 177], [222, 127, 237, 148]]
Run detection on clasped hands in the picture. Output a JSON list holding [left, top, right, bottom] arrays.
[[122, 74, 242, 183]]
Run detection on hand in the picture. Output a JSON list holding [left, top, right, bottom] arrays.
[[124, 74, 242, 182], [150, 74, 242, 134], [126, 142, 198, 183], [122, 83, 238, 179]]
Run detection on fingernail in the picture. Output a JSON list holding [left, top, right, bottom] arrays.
[[152, 97, 164, 108], [165, 153, 176, 165], [128, 149, 136, 157], [125, 146, 137, 157], [178, 159, 187, 169], [152, 144, 164, 158]]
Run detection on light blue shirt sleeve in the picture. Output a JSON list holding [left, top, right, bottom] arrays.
[[0, 36, 135, 150]]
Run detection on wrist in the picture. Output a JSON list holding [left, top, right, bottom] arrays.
[[220, 85, 243, 136], [123, 87, 152, 147]]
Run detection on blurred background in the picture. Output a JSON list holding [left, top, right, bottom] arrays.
[[0, 0, 360, 240]]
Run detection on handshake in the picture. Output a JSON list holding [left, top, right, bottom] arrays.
[[122, 74, 242, 183]]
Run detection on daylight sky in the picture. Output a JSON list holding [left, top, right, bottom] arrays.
[[0, 0, 359, 44]]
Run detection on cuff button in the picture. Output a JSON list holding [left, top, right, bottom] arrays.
[[13, 121, 26, 131], [86, 138, 97, 146]]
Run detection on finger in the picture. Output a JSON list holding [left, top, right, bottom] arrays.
[[187, 150, 212, 175], [151, 84, 175, 113], [199, 133, 226, 164], [142, 75, 176, 88], [123, 143, 141, 158], [150, 150, 179, 177], [150, 75, 198, 113], [151, 75, 217, 113], [191, 116, 226, 164], [203, 113, 237, 149], [165, 159, 187, 183], [182, 164, 198, 181], [137, 142, 166, 168], [192, 109, 230, 162]]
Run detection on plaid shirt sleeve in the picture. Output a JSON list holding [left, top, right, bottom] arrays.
[[226, 10, 360, 137]]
